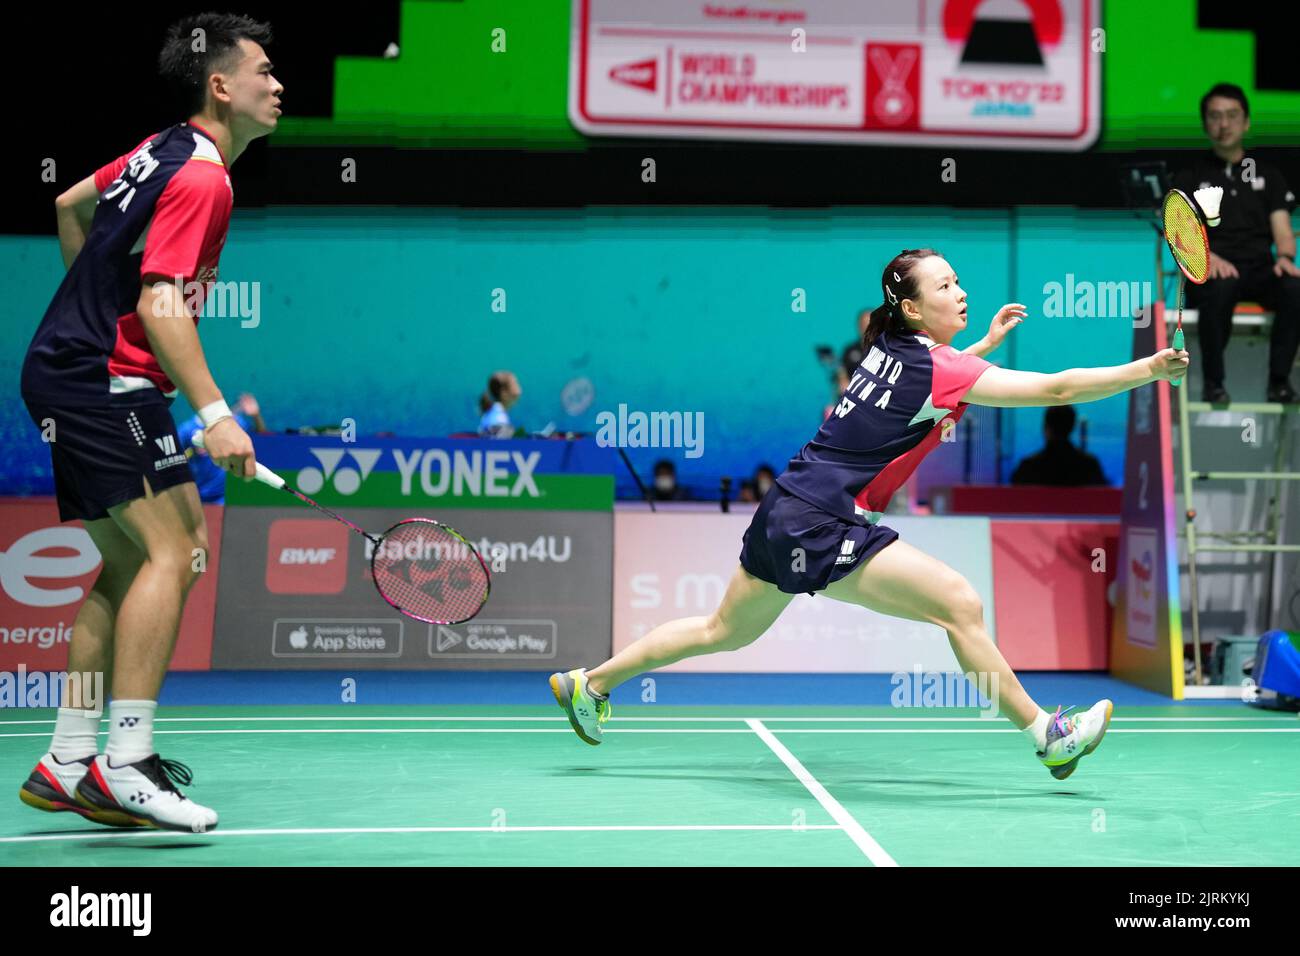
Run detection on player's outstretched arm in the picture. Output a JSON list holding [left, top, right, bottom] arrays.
[[963, 349, 1190, 408]]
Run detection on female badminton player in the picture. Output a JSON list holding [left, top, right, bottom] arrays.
[[553, 248, 1190, 780]]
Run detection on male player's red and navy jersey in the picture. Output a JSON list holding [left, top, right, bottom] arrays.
[[777, 329, 993, 522], [21, 122, 233, 407]]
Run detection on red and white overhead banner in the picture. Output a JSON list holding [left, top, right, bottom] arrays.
[[570, 0, 1100, 151]]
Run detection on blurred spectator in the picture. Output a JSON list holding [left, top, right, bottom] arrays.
[[824, 308, 873, 419], [1011, 406, 1107, 486], [738, 463, 777, 503], [478, 370, 522, 437], [652, 459, 690, 501], [177, 392, 266, 504]]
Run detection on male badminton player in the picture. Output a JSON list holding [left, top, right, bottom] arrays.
[[18, 14, 282, 831], [554, 248, 1190, 780]]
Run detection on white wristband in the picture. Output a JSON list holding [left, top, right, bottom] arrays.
[[198, 399, 233, 429]]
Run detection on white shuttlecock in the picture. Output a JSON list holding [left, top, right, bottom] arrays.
[[1194, 185, 1223, 227]]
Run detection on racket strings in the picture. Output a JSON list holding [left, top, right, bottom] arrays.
[[1163, 193, 1209, 283], [369, 519, 490, 624]]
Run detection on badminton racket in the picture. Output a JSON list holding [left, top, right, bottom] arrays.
[[193, 430, 490, 624], [1161, 188, 1210, 388]]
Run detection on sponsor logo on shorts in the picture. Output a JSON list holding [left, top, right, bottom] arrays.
[[152, 432, 187, 471], [835, 537, 857, 566]]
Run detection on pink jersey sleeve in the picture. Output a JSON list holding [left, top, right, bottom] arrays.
[[931, 344, 993, 410], [93, 134, 158, 193], [140, 163, 232, 283]]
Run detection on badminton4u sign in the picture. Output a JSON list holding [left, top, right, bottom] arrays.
[[570, 0, 1100, 150]]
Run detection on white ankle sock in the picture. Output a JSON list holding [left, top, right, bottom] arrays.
[[50, 707, 102, 762], [1023, 710, 1050, 752], [106, 700, 157, 766]]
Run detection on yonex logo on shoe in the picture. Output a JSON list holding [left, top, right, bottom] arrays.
[[119, 716, 140, 727], [49, 885, 152, 936]]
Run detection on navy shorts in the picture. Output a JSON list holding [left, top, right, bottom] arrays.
[[25, 401, 195, 522], [739, 485, 899, 595]]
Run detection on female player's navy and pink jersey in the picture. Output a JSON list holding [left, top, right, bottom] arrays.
[[21, 122, 233, 521], [21, 122, 233, 408], [741, 328, 993, 594]]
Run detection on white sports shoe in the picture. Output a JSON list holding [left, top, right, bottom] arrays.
[[1037, 700, 1113, 780], [19, 753, 141, 828], [75, 754, 219, 833]]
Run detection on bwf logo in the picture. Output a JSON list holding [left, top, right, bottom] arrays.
[[279, 548, 336, 565], [49, 886, 151, 936], [266, 520, 349, 594]]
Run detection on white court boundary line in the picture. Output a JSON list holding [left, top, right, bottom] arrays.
[[1, 714, 1291, 726], [1, 727, 1296, 739], [0, 823, 843, 845], [747, 718, 897, 866]]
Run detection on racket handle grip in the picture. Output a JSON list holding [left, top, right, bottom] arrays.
[[191, 429, 286, 490], [1171, 328, 1185, 388]]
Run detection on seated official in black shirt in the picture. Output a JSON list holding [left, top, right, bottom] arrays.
[[1011, 406, 1108, 487], [1173, 83, 1300, 404]]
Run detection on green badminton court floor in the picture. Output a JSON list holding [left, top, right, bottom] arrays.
[[3, 705, 1297, 866]]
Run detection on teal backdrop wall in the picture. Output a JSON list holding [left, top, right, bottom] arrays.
[[1, 208, 1172, 496]]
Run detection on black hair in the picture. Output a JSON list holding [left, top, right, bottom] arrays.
[[861, 248, 942, 350], [1044, 405, 1076, 441], [1199, 83, 1249, 124], [653, 459, 676, 477], [159, 13, 273, 116]]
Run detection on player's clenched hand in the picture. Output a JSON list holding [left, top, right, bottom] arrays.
[[1149, 347, 1191, 383], [204, 416, 257, 479]]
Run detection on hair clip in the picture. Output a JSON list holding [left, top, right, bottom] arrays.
[[885, 285, 898, 306]]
